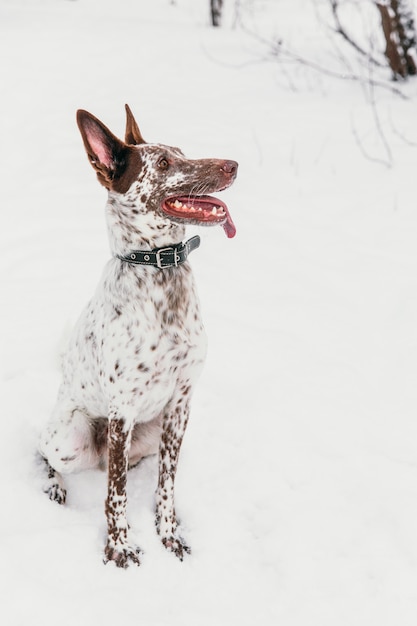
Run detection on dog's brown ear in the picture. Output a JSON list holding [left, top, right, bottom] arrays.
[[124, 104, 146, 145], [76, 109, 130, 189]]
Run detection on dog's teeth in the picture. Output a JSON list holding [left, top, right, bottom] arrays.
[[169, 199, 226, 218]]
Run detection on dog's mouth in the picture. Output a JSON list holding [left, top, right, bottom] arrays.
[[161, 195, 236, 238]]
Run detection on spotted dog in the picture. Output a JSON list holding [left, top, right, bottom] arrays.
[[39, 105, 238, 568]]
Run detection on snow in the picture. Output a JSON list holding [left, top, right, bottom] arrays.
[[2, 0, 417, 623]]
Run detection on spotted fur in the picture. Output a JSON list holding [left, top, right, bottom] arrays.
[[39, 105, 238, 567]]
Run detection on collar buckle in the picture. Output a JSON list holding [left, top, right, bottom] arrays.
[[156, 246, 180, 269]]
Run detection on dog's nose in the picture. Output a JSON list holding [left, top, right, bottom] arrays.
[[221, 160, 238, 176]]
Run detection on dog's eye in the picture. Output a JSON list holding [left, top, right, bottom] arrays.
[[157, 157, 169, 170]]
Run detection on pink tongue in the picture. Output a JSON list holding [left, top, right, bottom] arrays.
[[222, 209, 236, 238]]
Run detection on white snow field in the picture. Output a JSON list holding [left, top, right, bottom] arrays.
[[2, 0, 417, 624]]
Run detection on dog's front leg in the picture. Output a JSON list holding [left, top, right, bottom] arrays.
[[104, 415, 140, 568], [156, 399, 192, 560]]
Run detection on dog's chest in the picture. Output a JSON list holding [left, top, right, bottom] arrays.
[[65, 262, 207, 421]]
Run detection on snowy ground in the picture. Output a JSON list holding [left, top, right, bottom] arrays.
[[2, 0, 417, 624]]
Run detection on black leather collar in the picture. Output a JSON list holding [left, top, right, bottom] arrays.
[[116, 235, 200, 269]]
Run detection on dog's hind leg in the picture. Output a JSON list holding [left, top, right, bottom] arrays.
[[39, 404, 101, 503], [42, 457, 67, 505]]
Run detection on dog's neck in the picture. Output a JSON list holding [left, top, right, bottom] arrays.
[[106, 192, 187, 256]]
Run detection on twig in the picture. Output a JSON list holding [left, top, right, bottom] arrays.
[[271, 39, 409, 99], [367, 54, 394, 166], [350, 114, 392, 166], [387, 107, 417, 145], [329, 0, 385, 67]]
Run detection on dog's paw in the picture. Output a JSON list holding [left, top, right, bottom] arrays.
[[103, 543, 142, 568], [161, 535, 191, 561], [45, 483, 67, 505]]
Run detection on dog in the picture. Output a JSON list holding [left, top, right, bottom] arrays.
[[39, 105, 238, 568]]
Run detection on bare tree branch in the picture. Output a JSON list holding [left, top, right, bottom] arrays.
[[269, 37, 408, 98], [329, 0, 385, 67]]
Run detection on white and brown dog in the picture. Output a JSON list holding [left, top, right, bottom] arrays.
[[39, 105, 237, 568]]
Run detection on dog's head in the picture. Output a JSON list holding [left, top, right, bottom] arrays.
[[76, 106, 238, 238]]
